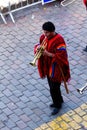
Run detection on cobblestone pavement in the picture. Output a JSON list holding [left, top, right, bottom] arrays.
[[0, 0, 87, 130]]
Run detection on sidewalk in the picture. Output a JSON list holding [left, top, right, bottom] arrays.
[[0, 0, 87, 130]]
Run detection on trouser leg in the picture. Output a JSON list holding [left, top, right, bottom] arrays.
[[47, 77, 63, 108]]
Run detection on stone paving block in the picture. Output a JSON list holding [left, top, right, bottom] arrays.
[[41, 89, 50, 97], [1, 78, 10, 86], [26, 84, 36, 91], [0, 69, 7, 75], [4, 119, 16, 129], [80, 96, 87, 102], [3, 89, 12, 97], [83, 115, 87, 121], [0, 84, 6, 91], [26, 101, 37, 109], [69, 120, 81, 129], [3, 107, 13, 116], [40, 123, 49, 129], [35, 128, 42, 130], [43, 107, 52, 115], [81, 121, 87, 129], [0, 121, 4, 129], [30, 95, 40, 103], [1, 95, 10, 104], [7, 102, 17, 110], [48, 121, 59, 130], [13, 90, 23, 97], [27, 120, 39, 130], [69, 95, 81, 103], [72, 114, 82, 123], [36, 120, 46, 128], [61, 114, 72, 122], [13, 108, 24, 116], [81, 103, 87, 109], [0, 102, 6, 109], [9, 95, 20, 103], [29, 78, 38, 85], [0, 92, 4, 98], [16, 120, 27, 129], [74, 107, 86, 117], [2, 65, 10, 72], [39, 95, 49, 103], [9, 113, 20, 123], [16, 84, 26, 92], [1, 127, 10, 130], [30, 73, 40, 80], [55, 128, 62, 130], [66, 100, 78, 109], [12, 127, 21, 130], [20, 114, 31, 122], [16, 101, 26, 109], [0, 47, 6, 53], [7, 84, 17, 91], [10, 79, 20, 86], [40, 114, 51, 122], [4, 73, 13, 80], [23, 127, 35, 130], [19, 95, 29, 103], [60, 121, 70, 129], [35, 102, 46, 109], [30, 113, 41, 123], [80, 74, 87, 80], [34, 83, 46, 91], [67, 110, 76, 116], [23, 107, 33, 115], [0, 113, 8, 122]]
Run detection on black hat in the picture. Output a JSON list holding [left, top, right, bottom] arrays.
[[42, 21, 55, 32]]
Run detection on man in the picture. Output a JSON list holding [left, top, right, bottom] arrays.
[[34, 21, 71, 115], [83, 0, 87, 52]]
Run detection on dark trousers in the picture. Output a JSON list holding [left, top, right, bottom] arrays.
[[47, 76, 63, 108]]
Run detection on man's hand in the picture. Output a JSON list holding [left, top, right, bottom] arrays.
[[43, 50, 54, 57]]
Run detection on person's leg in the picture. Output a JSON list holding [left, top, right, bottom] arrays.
[[50, 83, 63, 106], [47, 77, 63, 115]]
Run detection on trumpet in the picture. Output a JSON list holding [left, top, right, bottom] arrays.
[[77, 83, 87, 94], [30, 37, 47, 66]]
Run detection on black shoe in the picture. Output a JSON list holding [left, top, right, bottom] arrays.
[[50, 100, 64, 108], [51, 105, 62, 115], [83, 46, 87, 52], [50, 104, 55, 108], [51, 108, 60, 115]]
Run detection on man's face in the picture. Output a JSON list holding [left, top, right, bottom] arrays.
[[43, 30, 54, 39]]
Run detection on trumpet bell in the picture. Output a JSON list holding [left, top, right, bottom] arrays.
[[30, 62, 36, 67], [77, 89, 83, 94], [29, 56, 37, 67], [77, 83, 87, 94], [29, 59, 37, 66]]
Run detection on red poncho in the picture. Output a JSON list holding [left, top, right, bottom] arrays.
[[83, 0, 87, 9], [36, 34, 71, 83]]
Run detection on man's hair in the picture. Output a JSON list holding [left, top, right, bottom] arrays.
[[42, 21, 55, 32]]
